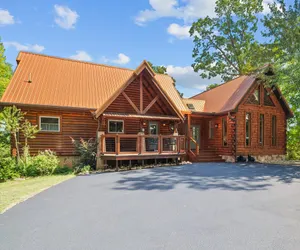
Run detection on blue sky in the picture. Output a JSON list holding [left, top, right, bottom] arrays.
[[0, 0, 290, 97]]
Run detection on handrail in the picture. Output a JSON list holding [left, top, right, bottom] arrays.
[[189, 136, 200, 155], [100, 134, 186, 155]]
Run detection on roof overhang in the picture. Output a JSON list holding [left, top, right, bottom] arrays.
[[102, 112, 181, 121]]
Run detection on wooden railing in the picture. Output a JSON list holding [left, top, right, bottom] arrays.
[[100, 134, 186, 155], [188, 136, 200, 156]]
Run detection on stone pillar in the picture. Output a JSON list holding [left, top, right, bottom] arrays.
[[96, 131, 105, 170]]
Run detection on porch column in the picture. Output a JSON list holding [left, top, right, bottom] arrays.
[[187, 114, 191, 151], [137, 130, 145, 154], [96, 131, 105, 170]]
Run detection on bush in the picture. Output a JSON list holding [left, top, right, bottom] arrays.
[[0, 156, 18, 182], [74, 165, 91, 175], [26, 150, 59, 177], [53, 166, 73, 175], [72, 138, 97, 170]]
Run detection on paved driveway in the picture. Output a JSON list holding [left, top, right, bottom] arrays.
[[1, 163, 300, 250]]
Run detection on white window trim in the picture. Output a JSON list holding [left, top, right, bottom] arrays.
[[39, 116, 60, 132], [108, 120, 124, 133]]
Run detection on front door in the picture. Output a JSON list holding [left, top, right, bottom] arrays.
[[148, 122, 159, 151], [190, 125, 201, 150]]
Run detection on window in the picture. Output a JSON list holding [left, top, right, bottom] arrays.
[[222, 118, 227, 146], [149, 122, 158, 135], [245, 86, 260, 105], [272, 115, 277, 146], [209, 120, 214, 139], [245, 113, 251, 146], [187, 103, 195, 110], [108, 120, 124, 133], [259, 114, 264, 145], [40, 116, 60, 132], [264, 88, 275, 106]]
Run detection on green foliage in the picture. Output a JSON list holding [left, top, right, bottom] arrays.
[[72, 138, 97, 170], [0, 37, 13, 98], [206, 83, 219, 91], [74, 165, 91, 175], [53, 166, 73, 175], [262, 0, 300, 159], [0, 156, 18, 182], [26, 150, 59, 177], [148, 61, 183, 97], [190, 0, 271, 82], [0, 106, 24, 162], [147, 61, 167, 75]]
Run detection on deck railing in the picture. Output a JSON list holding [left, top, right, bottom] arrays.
[[100, 134, 186, 155]]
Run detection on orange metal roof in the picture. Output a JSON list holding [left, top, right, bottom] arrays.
[[182, 98, 205, 112], [0, 52, 186, 114], [190, 75, 256, 113]]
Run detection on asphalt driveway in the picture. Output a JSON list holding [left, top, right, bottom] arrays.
[[1, 163, 300, 250]]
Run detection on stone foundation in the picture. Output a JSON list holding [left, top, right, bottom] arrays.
[[221, 155, 236, 163], [254, 154, 286, 163], [221, 154, 286, 163]]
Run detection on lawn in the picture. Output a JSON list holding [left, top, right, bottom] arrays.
[[0, 175, 74, 213]]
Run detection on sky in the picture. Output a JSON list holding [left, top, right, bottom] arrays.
[[0, 0, 291, 97]]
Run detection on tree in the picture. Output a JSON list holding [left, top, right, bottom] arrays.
[[190, 0, 271, 82], [0, 37, 13, 97], [0, 106, 24, 163], [262, 0, 300, 159], [206, 83, 219, 91], [148, 61, 183, 97], [21, 120, 39, 163]]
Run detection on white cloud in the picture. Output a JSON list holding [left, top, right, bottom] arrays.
[[70, 51, 92, 61], [112, 53, 130, 65], [166, 65, 222, 96], [135, 0, 216, 25], [54, 5, 79, 29], [4, 42, 45, 52], [0, 9, 15, 25], [167, 23, 191, 39]]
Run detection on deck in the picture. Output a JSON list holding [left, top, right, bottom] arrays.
[[99, 134, 186, 161]]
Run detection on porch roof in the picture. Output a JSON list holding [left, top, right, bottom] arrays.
[[102, 112, 181, 121]]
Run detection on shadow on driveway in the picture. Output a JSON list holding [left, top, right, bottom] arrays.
[[112, 163, 300, 192]]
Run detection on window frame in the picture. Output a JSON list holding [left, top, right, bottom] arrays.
[[259, 114, 264, 146], [245, 112, 251, 147], [108, 120, 124, 134], [208, 120, 214, 139], [271, 115, 277, 146], [39, 116, 61, 133], [222, 118, 228, 147]]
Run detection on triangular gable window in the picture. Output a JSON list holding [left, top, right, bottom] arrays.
[[245, 86, 260, 105], [264, 88, 275, 106]]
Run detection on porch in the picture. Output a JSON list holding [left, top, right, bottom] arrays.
[[98, 134, 186, 167]]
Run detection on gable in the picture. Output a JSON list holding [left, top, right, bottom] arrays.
[[104, 69, 179, 117], [240, 82, 291, 117]]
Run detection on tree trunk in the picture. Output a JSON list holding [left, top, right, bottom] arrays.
[[13, 132, 20, 164]]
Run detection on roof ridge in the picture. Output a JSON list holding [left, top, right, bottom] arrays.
[[189, 75, 247, 99], [18, 51, 135, 71], [17, 51, 172, 77]]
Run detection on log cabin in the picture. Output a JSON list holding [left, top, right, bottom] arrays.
[[0, 52, 294, 167]]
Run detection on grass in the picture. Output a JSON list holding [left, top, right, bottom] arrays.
[[0, 175, 74, 214]]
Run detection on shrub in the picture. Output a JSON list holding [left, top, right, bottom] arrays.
[[71, 138, 97, 170], [26, 150, 59, 177], [74, 165, 91, 175], [53, 166, 73, 175], [0, 156, 18, 182]]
